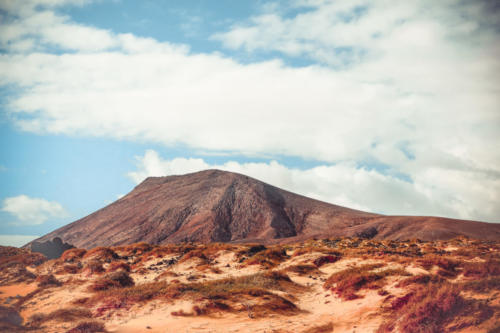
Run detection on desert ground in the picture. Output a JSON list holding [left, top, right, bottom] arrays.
[[1, 237, 499, 332]]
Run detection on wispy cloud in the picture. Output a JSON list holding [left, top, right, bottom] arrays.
[[1, 195, 67, 225]]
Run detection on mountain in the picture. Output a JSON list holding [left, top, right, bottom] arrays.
[[30, 170, 500, 249]]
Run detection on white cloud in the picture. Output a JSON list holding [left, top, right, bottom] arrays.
[[0, 234, 40, 247], [0, 1, 498, 222], [128, 150, 500, 223], [1, 195, 67, 225]]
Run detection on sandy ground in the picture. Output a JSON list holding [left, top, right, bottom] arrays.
[[2, 240, 499, 333]]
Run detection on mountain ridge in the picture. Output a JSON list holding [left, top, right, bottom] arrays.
[[29, 169, 500, 249]]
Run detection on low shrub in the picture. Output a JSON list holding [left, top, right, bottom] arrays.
[[0, 246, 47, 269], [313, 255, 341, 267], [285, 264, 320, 275], [462, 277, 500, 294], [244, 248, 288, 268], [378, 282, 494, 332], [302, 322, 334, 333], [417, 256, 459, 275], [396, 274, 444, 288], [323, 264, 407, 300], [66, 320, 107, 333], [88, 271, 134, 292], [28, 307, 92, 326], [55, 263, 81, 275], [106, 262, 130, 272], [84, 271, 300, 308], [462, 259, 500, 278], [36, 274, 61, 287], [61, 249, 87, 262], [83, 260, 105, 274], [83, 247, 118, 261]]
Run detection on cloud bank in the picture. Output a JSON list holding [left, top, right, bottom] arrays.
[[128, 150, 500, 222], [0, 0, 499, 222], [1, 195, 67, 225]]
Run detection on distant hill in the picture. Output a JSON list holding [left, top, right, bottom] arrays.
[[29, 169, 500, 249]]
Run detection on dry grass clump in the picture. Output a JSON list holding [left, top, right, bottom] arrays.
[[130, 243, 195, 263], [28, 307, 92, 327], [378, 282, 494, 332], [0, 265, 36, 285], [82, 270, 302, 319], [172, 293, 299, 318], [66, 320, 107, 333], [302, 322, 334, 333], [83, 247, 118, 261], [187, 271, 298, 298], [324, 264, 408, 300], [113, 242, 153, 258], [171, 301, 231, 317], [195, 264, 222, 274], [179, 243, 234, 265], [291, 245, 336, 258], [462, 277, 500, 294], [417, 255, 460, 277], [241, 244, 267, 256], [36, 274, 62, 287], [83, 260, 105, 274], [396, 274, 444, 288], [184, 271, 302, 317], [462, 259, 500, 279], [243, 247, 288, 268], [154, 270, 179, 281], [178, 249, 210, 264], [285, 264, 320, 275], [0, 246, 46, 268], [55, 263, 81, 275], [88, 271, 134, 292], [61, 248, 87, 262], [106, 261, 130, 272], [0, 246, 45, 285], [313, 255, 341, 267]]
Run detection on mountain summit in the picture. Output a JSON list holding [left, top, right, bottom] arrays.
[[31, 170, 500, 248]]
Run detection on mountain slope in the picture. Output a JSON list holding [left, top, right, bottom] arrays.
[[31, 170, 500, 248]]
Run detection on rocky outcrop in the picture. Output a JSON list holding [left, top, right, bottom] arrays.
[[30, 237, 74, 259]]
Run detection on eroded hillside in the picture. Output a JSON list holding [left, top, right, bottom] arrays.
[[1, 237, 499, 332]]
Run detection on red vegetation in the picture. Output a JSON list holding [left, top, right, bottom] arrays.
[[83, 260, 105, 274], [379, 283, 494, 332], [285, 264, 320, 275], [61, 248, 87, 262], [66, 321, 107, 333], [323, 264, 408, 300], [462, 259, 500, 278], [83, 247, 118, 261], [88, 271, 134, 292], [106, 261, 130, 272], [313, 255, 341, 267], [28, 307, 92, 327], [243, 247, 288, 268], [36, 274, 61, 287]]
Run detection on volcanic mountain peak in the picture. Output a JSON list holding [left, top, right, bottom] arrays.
[[31, 169, 500, 250]]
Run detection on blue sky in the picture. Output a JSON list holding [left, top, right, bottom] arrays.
[[0, 0, 499, 246]]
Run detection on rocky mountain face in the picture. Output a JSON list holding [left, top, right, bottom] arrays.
[[30, 170, 500, 249]]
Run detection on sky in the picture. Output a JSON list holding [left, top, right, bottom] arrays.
[[0, 0, 499, 247]]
